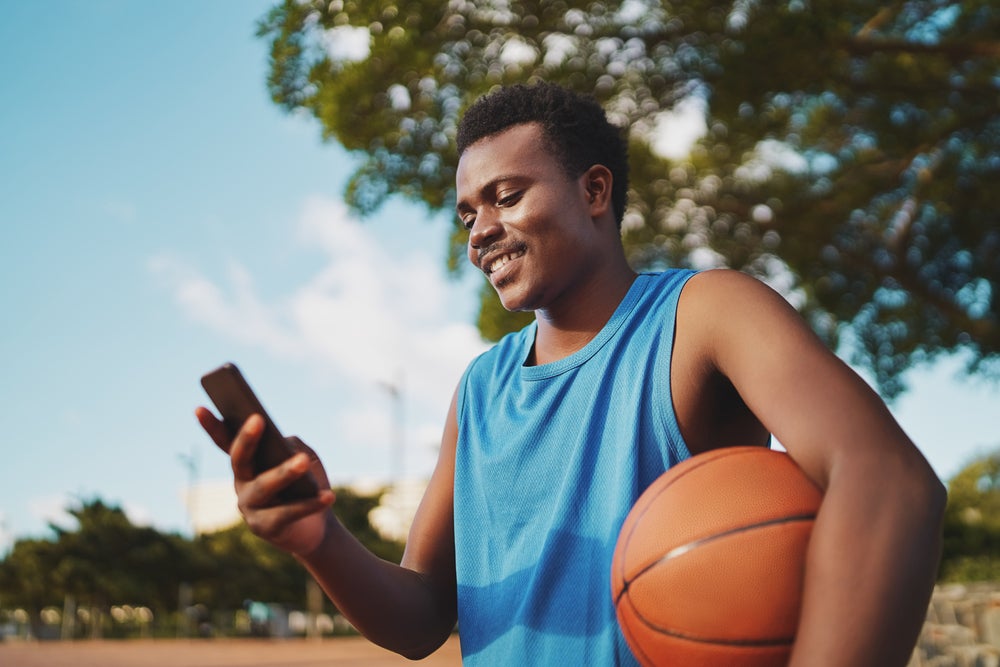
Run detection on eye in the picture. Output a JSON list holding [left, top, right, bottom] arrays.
[[497, 190, 523, 208], [461, 214, 476, 231]]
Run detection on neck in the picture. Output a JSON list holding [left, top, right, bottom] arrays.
[[530, 258, 637, 366]]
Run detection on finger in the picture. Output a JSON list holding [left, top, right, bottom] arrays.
[[195, 406, 233, 454], [229, 414, 264, 482], [242, 492, 335, 541], [240, 450, 319, 507], [286, 436, 332, 489]]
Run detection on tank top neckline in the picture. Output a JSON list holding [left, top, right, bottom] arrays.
[[519, 273, 655, 381]]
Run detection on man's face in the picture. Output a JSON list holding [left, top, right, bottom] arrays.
[[455, 123, 600, 313]]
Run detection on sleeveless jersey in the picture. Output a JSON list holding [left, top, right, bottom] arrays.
[[454, 270, 696, 665]]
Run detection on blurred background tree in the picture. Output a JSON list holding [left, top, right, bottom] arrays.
[[0, 489, 403, 637], [257, 0, 999, 397], [0, 499, 198, 638], [940, 447, 1000, 581]]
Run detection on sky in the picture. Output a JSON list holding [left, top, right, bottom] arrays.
[[1, 1, 997, 553]]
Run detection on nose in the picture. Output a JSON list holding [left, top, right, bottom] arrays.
[[468, 209, 502, 251]]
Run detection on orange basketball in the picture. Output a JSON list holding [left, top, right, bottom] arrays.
[[611, 446, 822, 667]]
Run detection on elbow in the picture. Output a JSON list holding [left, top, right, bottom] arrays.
[[402, 649, 437, 662], [931, 475, 948, 521], [398, 628, 455, 661], [927, 472, 948, 540], [916, 459, 948, 529], [920, 469, 948, 583], [399, 640, 438, 661], [904, 457, 948, 568], [400, 647, 434, 661]]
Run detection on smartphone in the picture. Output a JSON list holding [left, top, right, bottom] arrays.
[[200, 362, 319, 501]]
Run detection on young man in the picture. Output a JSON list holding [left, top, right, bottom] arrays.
[[197, 83, 945, 665]]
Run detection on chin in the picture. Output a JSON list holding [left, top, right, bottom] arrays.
[[494, 284, 524, 311], [498, 290, 541, 314]]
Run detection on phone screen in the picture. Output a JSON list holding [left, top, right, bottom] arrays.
[[201, 363, 319, 501]]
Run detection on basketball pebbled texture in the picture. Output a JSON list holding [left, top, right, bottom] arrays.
[[611, 446, 823, 667]]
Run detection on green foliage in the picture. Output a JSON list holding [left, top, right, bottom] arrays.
[[0, 491, 405, 634], [257, 0, 1000, 397], [194, 523, 307, 610], [0, 538, 61, 611], [0, 500, 199, 615], [939, 448, 1000, 581], [329, 486, 406, 564]]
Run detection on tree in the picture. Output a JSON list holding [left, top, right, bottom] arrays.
[[0, 499, 200, 637], [328, 485, 406, 564], [194, 522, 308, 610], [939, 447, 1000, 581], [257, 0, 999, 396], [0, 491, 407, 637], [192, 485, 404, 622], [0, 538, 62, 637]]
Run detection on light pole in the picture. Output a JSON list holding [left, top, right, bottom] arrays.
[[178, 446, 199, 535], [378, 374, 405, 484]]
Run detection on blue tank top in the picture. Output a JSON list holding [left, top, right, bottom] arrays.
[[454, 270, 696, 665]]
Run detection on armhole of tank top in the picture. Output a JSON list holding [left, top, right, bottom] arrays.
[[659, 271, 696, 464], [455, 359, 476, 447]]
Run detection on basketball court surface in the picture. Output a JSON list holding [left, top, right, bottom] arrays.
[[0, 635, 463, 667]]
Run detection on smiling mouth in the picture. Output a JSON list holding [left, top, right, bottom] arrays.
[[481, 243, 527, 276]]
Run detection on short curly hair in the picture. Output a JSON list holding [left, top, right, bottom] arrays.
[[456, 82, 629, 227]]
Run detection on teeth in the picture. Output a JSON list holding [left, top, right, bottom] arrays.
[[488, 251, 524, 274]]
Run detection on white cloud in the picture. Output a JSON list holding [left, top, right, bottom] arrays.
[[153, 195, 488, 480], [28, 494, 75, 531], [500, 37, 538, 66], [617, 0, 655, 24], [285, 196, 486, 389], [542, 33, 577, 68], [122, 502, 154, 528], [650, 97, 708, 160], [735, 139, 809, 183], [148, 255, 302, 357], [387, 83, 411, 111], [318, 25, 371, 62]]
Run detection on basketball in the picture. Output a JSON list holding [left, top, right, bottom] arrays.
[[611, 446, 823, 667]]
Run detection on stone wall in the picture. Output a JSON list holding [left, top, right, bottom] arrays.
[[910, 583, 1000, 667]]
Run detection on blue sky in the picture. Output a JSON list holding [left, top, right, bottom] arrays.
[[1, 1, 997, 552]]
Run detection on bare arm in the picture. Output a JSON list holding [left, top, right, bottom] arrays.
[[295, 391, 458, 658], [195, 389, 458, 659], [680, 270, 946, 667]]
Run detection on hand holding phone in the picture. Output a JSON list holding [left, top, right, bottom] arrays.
[[200, 363, 319, 501]]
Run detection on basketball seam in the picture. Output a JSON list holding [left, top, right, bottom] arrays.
[[616, 447, 786, 594], [615, 512, 816, 606], [622, 447, 770, 580], [618, 596, 658, 667], [630, 612, 796, 648]]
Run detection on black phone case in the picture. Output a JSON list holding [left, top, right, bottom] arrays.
[[201, 363, 319, 501]]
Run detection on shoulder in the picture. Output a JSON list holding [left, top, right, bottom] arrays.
[[678, 269, 803, 339], [675, 268, 827, 382], [680, 268, 782, 306]]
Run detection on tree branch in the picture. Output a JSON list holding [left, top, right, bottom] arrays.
[[842, 35, 1000, 59]]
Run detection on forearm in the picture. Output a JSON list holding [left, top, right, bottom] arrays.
[[789, 454, 946, 667], [296, 512, 456, 658]]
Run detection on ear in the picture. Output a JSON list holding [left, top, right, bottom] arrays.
[[582, 165, 614, 218]]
